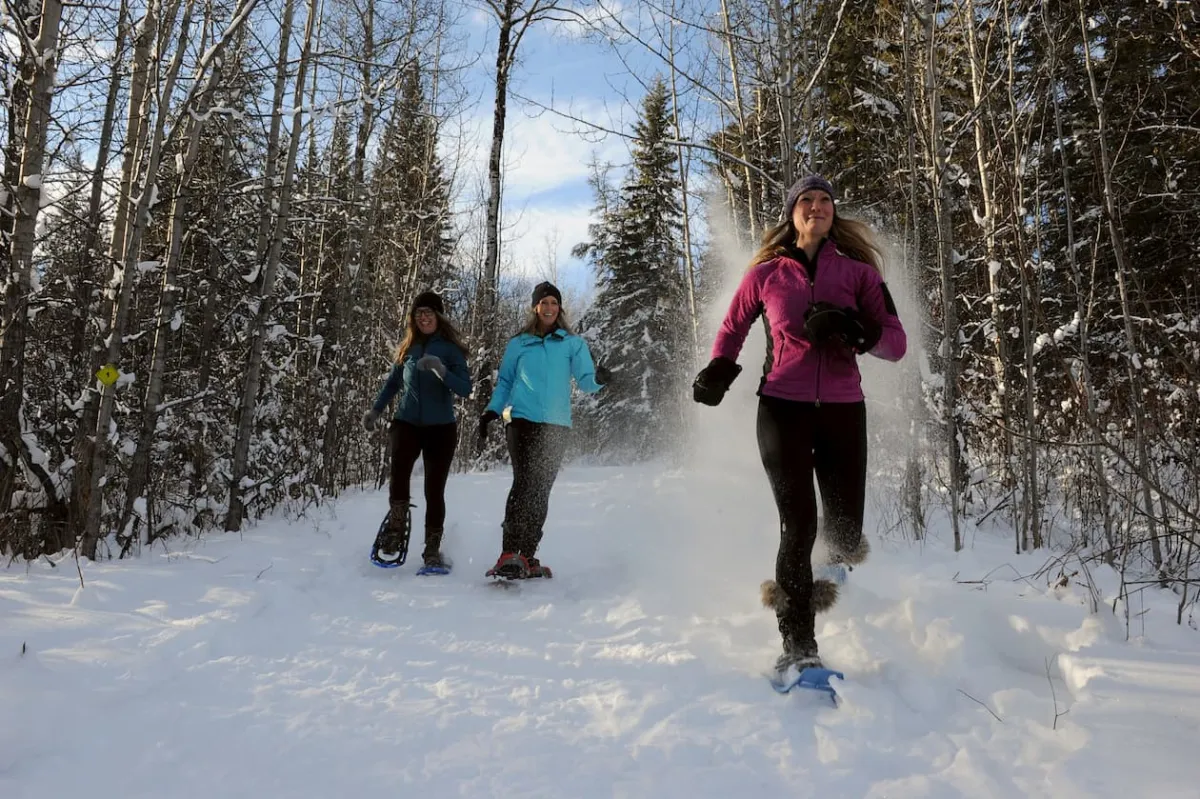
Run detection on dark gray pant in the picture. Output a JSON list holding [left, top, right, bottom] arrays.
[[756, 396, 867, 652], [502, 419, 569, 557]]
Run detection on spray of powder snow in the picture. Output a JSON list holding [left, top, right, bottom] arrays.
[[640, 202, 929, 623]]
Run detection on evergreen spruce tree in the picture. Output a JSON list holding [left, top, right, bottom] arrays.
[[577, 78, 689, 461], [375, 61, 455, 303]]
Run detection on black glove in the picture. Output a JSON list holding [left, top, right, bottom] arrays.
[[476, 410, 499, 454], [594, 365, 612, 386], [692, 356, 742, 407], [804, 302, 881, 353]]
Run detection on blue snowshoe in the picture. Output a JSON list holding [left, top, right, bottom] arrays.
[[416, 553, 451, 576], [768, 650, 843, 704], [369, 503, 411, 568]]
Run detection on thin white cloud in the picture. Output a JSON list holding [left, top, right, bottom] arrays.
[[501, 202, 595, 281], [542, 1, 630, 40], [454, 99, 628, 199], [444, 93, 629, 286]]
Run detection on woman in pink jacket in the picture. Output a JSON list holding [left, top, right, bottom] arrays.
[[693, 174, 907, 678]]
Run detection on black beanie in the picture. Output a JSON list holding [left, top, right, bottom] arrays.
[[411, 290, 444, 315], [531, 281, 562, 306]]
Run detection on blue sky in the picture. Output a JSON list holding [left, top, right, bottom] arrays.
[[450, 5, 668, 306]]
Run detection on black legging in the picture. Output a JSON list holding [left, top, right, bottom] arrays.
[[389, 421, 458, 531], [756, 396, 867, 651], [502, 419, 569, 557]]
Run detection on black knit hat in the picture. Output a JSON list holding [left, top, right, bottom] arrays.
[[783, 174, 836, 220], [411, 290, 444, 315], [531, 281, 562, 307]]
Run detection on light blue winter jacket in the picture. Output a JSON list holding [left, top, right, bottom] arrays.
[[486, 328, 603, 427]]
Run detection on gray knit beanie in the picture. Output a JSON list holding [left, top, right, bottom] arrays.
[[783, 174, 836, 220]]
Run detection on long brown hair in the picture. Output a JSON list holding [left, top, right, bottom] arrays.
[[394, 309, 468, 364], [749, 214, 884, 274], [519, 306, 574, 337]]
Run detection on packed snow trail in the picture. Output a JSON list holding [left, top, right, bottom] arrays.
[[4, 463, 1200, 798]]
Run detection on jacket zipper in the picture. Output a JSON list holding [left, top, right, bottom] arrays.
[[414, 342, 425, 424], [543, 336, 552, 418], [809, 260, 822, 407]]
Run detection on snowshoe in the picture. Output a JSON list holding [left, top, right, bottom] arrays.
[[524, 556, 552, 579], [769, 665, 844, 702], [416, 552, 452, 576], [768, 649, 842, 702], [369, 504, 411, 568], [815, 563, 848, 586], [486, 552, 529, 580]]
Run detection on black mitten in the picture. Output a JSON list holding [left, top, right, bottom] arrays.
[[804, 303, 881, 353], [476, 410, 499, 454], [803, 302, 848, 344], [838, 307, 881, 354], [692, 357, 742, 406], [594, 365, 612, 386]]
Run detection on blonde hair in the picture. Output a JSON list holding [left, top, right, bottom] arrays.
[[394, 309, 468, 364], [749, 214, 884, 274], [519, 306, 574, 337]]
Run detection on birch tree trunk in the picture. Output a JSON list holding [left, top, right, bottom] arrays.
[[0, 0, 65, 524], [666, 0, 697, 343], [963, 0, 1015, 509], [1000, 3, 1040, 550], [190, 135, 233, 502], [717, 0, 759, 240], [72, 0, 167, 556], [1075, 0, 1162, 569], [1044, 3, 1113, 557], [768, 0, 795, 185], [74, 0, 131, 375], [225, 0, 317, 531], [922, 0, 964, 550], [479, 0, 515, 329], [475, 0, 567, 411], [899, 1, 925, 540], [80, 0, 194, 557], [253, 0, 296, 265], [120, 0, 260, 549]]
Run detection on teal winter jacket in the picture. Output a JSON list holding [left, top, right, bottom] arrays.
[[372, 334, 471, 426], [486, 329, 603, 427]]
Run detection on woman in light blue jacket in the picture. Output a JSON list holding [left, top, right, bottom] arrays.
[[478, 281, 609, 579]]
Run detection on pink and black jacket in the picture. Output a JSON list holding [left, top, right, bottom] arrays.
[[712, 240, 906, 403]]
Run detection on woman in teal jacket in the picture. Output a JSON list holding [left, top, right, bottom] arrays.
[[363, 290, 471, 568], [478, 281, 609, 579]]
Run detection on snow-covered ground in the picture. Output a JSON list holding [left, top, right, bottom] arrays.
[[4, 456, 1200, 798]]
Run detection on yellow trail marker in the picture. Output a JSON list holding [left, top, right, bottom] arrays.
[[96, 364, 120, 387]]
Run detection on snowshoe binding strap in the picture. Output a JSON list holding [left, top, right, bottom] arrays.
[[486, 552, 529, 580]]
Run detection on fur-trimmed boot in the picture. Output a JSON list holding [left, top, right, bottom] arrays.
[[774, 642, 823, 675], [823, 516, 871, 569], [829, 535, 870, 567], [817, 521, 870, 607], [760, 582, 824, 674], [761, 576, 839, 616]]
